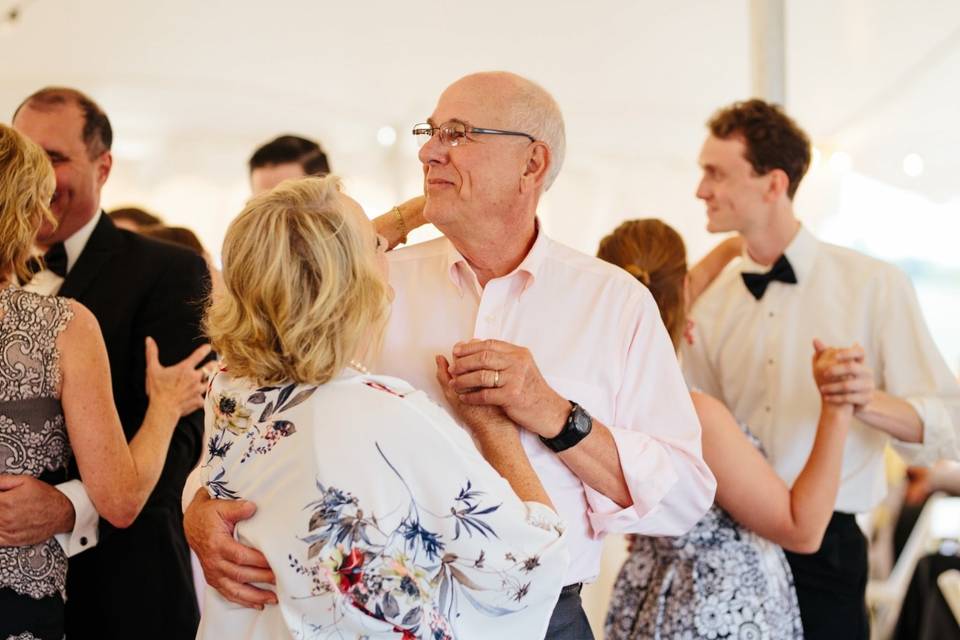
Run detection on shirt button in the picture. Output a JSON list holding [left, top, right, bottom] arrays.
[[765, 406, 771, 413], [80, 536, 88, 546], [768, 311, 775, 318], [767, 358, 774, 365], [485, 315, 495, 323]]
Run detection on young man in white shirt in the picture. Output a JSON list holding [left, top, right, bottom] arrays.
[[683, 98, 960, 639]]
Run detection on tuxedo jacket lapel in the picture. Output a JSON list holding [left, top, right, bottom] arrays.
[[58, 213, 122, 300]]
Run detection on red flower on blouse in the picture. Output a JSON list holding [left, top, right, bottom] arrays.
[[336, 547, 365, 592]]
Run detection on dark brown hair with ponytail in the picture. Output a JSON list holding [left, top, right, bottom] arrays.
[[597, 219, 688, 350]]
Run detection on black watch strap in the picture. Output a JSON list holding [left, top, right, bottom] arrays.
[[540, 401, 592, 453]]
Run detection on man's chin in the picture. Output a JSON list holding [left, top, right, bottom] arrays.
[[705, 219, 731, 234], [422, 201, 449, 226]]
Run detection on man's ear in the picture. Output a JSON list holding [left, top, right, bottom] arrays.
[[95, 150, 113, 189], [519, 142, 550, 194], [764, 168, 789, 202]]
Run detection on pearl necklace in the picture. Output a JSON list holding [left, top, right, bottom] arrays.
[[348, 360, 370, 374]]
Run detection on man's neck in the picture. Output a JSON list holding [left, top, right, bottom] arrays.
[[36, 206, 100, 253], [742, 206, 801, 266], [443, 216, 538, 289]]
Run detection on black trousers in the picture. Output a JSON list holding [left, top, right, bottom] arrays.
[[545, 583, 594, 639], [785, 512, 869, 640]]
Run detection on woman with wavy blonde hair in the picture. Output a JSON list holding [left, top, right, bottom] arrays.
[[195, 176, 568, 640], [0, 125, 209, 640]]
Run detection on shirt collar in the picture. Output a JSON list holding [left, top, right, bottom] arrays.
[[739, 223, 819, 283], [63, 210, 102, 273], [445, 219, 549, 298]]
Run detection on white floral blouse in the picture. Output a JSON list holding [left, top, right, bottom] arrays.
[[196, 367, 569, 640]]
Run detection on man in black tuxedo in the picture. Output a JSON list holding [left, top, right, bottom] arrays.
[[0, 87, 209, 639]]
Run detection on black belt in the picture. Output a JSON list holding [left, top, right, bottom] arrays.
[[560, 582, 583, 595]]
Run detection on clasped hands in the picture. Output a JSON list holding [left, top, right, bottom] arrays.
[[435, 339, 569, 440], [812, 338, 875, 412]]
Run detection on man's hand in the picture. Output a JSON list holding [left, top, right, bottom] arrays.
[[446, 339, 569, 438], [0, 475, 75, 546], [184, 489, 277, 609], [815, 341, 876, 410]]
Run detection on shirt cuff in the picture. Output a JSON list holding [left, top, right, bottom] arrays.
[[585, 428, 679, 537], [53, 480, 99, 557], [894, 396, 958, 465]]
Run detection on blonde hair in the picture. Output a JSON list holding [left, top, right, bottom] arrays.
[[597, 219, 688, 351], [204, 176, 389, 386], [0, 124, 57, 283]]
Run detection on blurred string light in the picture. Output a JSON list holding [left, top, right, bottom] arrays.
[[376, 125, 397, 147], [903, 153, 924, 178], [814, 146, 927, 179]]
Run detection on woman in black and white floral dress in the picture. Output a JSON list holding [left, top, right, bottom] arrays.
[[598, 220, 856, 639]]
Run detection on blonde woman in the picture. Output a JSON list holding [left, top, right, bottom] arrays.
[[195, 176, 568, 640], [0, 126, 209, 639], [598, 220, 854, 640]]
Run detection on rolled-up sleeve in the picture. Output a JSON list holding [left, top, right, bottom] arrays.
[[586, 288, 716, 537], [880, 267, 960, 465]]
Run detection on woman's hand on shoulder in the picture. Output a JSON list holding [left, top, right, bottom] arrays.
[[145, 337, 212, 418]]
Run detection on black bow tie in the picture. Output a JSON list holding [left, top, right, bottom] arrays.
[[741, 254, 797, 300], [28, 243, 68, 279]]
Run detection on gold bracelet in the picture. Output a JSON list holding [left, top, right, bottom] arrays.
[[393, 206, 408, 244]]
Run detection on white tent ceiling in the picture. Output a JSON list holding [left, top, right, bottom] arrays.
[[1, 0, 958, 260]]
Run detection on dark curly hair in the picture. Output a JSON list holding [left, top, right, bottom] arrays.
[[707, 99, 811, 199]]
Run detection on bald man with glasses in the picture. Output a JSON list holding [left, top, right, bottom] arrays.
[[184, 71, 716, 639]]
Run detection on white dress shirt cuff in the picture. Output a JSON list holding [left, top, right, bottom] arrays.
[[894, 396, 959, 465], [53, 479, 99, 557]]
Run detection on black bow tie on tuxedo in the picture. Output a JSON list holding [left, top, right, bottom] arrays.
[[27, 243, 68, 279], [741, 254, 797, 300]]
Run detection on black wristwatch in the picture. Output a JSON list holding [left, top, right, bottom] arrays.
[[540, 401, 592, 453]]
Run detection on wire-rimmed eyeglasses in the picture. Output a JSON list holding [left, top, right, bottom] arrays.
[[412, 120, 536, 147]]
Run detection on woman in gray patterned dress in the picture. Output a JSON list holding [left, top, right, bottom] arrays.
[[597, 220, 855, 640], [0, 124, 211, 640]]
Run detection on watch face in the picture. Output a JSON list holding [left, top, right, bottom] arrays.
[[570, 403, 593, 438], [570, 402, 593, 435], [541, 401, 592, 453]]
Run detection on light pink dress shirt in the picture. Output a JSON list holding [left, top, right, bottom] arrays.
[[377, 228, 716, 585]]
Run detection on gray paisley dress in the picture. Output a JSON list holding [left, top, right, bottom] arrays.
[[605, 423, 804, 640], [0, 286, 74, 640]]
